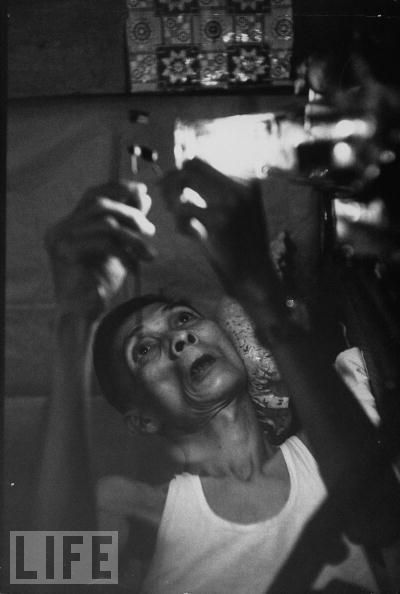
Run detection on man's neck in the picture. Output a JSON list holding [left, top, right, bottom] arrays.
[[170, 396, 273, 480]]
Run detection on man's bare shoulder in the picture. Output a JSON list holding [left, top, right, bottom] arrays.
[[96, 475, 169, 528]]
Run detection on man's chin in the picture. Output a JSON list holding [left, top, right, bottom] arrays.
[[185, 378, 245, 411]]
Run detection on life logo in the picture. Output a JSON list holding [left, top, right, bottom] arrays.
[[9, 531, 118, 584]]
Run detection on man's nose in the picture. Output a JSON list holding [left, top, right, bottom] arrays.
[[171, 331, 197, 357]]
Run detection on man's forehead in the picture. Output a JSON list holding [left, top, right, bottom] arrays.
[[115, 301, 200, 341]]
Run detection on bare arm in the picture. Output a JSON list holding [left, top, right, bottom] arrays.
[[96, 475, 167, 555], [33, 311, 96, 530], [95, 475, 167, 587], [32, 182, 156, 531]]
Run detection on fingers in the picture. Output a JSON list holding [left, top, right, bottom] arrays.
[[161, 163, 230, 245], [63, 217, 157, 262], [162, 185, 232, 245], [71, 182, 155, 244], [182, 158, 242, 194], [90, 197, 156, 237], [161, 159, 250, 224], [168, 158, 244, 207], [161, 169, 187, 211], [125, 181, 152, 216], [46, 201, 157, 269], [176, 189, 209, 241], [180, 187, 207, 209], [77, 180, 153, 215], [188, 218, 209, 242], [49, 184, 157, 264], [70, 233, 155, 267]]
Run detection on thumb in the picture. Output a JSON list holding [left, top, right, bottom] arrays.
[[124, 181, 152, 215]]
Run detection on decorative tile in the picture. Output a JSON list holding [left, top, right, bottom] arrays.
[[155, 0, 198, 15], [270, 49, 292, 80], [127, 0, 155, 9], [129, 53, 158, 91], [199, 0, 225, 7], [157, 46, 200, 88], [198, 13, 233, 49], [228, 45, 270, 84], [227, 0, 271, 14], [273, 14, 293, 40], [162, 15, 193, 45], [126, 0, 292, 91], [234, 13, 264, 44], [269, 6, 293, 47], [199, 51, 229, 86], [126, 14, 162, 51]]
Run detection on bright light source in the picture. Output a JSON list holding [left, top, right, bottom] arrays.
[[174, 114, 304, 180], [332, 142, 356, 168], [334, 118, 374, 138]]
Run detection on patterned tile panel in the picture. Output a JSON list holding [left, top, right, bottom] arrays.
[[126, 0, 293, 91]]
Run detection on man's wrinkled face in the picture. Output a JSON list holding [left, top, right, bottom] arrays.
[[115, 301, 247, 431]]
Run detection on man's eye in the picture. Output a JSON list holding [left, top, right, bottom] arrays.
[[139, 344, 151, 356], [134, 342, 154, 361], [176, 311, 196, 326]]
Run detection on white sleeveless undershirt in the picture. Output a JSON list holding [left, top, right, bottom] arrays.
[[141, 436, 378, 594]]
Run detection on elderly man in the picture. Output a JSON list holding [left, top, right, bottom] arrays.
[[37, 159, 399, 592]]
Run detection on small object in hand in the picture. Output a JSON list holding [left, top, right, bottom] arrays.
[[128, 144, 159, 176]]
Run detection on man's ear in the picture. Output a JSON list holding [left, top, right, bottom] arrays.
[[124, 407, 161, 435]]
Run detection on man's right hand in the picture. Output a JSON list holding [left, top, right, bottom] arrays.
[[44, 181, 156, 320]]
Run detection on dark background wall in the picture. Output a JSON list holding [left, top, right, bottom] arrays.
[[8, 0, 128, 97]]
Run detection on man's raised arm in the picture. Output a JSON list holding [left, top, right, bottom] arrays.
[[32, 182, 155, 531]]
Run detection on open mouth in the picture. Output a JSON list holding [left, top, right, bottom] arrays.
[[190, 354, 216, 382]]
